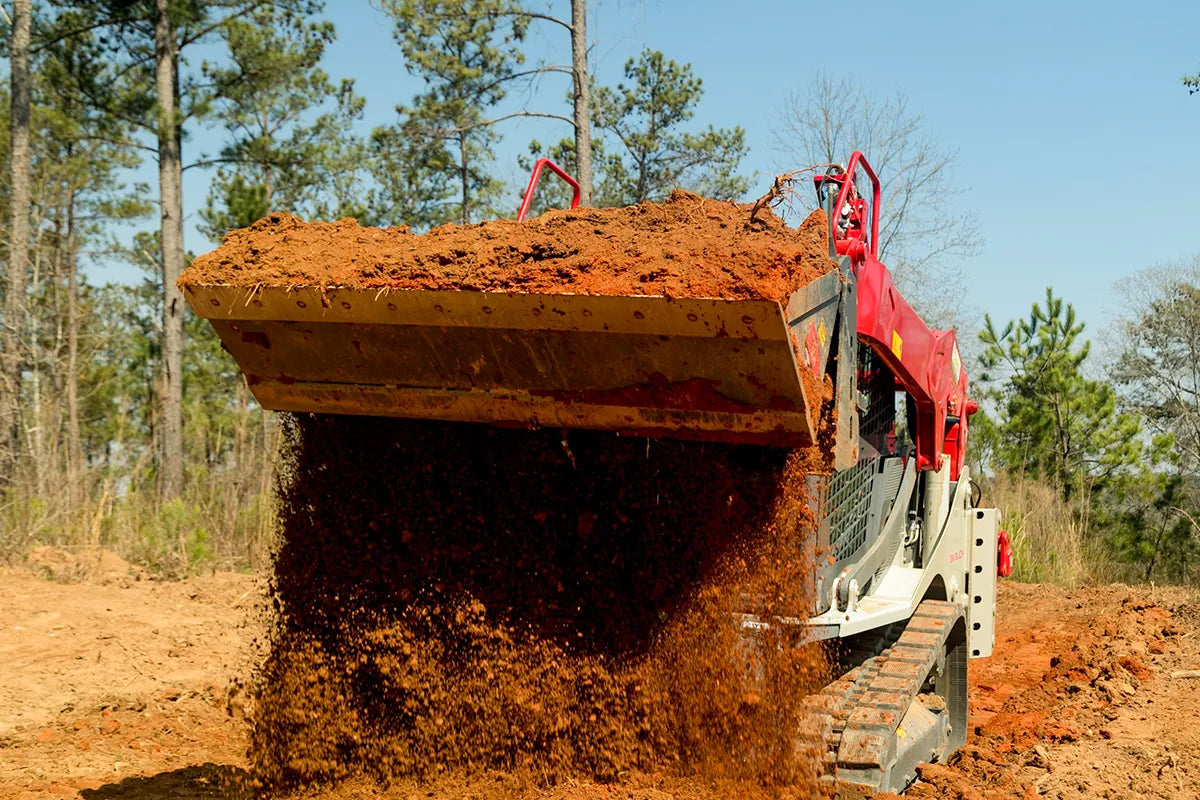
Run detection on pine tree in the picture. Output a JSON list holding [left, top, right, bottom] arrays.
[[32, 21, 150, 505], [200, 2, 365, 237], [362, 119, 456, 229], [591, 50, 748, 206], [2, 0, 32, 484], [977, 287, 1143, 499], [50, 0, 312, 499], [375, 0, 528, 225]]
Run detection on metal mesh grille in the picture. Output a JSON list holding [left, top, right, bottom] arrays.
[[826, 458, 877, 559], [858, 345, 895, 454], [874, 458, 906, 584]]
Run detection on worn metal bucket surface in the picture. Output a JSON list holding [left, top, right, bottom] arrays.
[[183, 280, 840, 447]]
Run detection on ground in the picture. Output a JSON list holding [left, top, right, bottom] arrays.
[[0, 560, 1196, 799]]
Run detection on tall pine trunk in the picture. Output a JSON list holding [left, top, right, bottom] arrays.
[[2, 0, 31, 484], [66, 187, 83, 508], [156, 0, 185, 500], [570, 0, 592, 206], [459, 131, 470, 225], [28, 234, 43, 494]]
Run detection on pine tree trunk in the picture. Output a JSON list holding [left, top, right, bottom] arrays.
[[156, 0, 185, 500], [459, 132, 470, 225], [28, 241, 43, 495], [2, 0, 32, 484], [66, 187, 83, 507], [262, 108, 274, 210], [570, 0, 592, 206]]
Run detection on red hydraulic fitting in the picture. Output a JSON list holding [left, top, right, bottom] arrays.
[[997, 529, 1013, 578]]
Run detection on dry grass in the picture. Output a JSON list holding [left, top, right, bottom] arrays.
[[0, 447, 1164, 588], [0, 433, 279, 576], [983, 472, 1117, 587]]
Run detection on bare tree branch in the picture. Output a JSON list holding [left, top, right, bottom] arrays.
[[773, 72, 982, 331], [417, 8, 572, 32], [413, 110, 576, 139]]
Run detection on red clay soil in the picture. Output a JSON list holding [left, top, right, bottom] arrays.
[[3, 571, 1196, 799], [251, 416, 832, 795], [190, 193, 839, 793], [899, 584, 1191, 800], [179, 192, 835, 304]]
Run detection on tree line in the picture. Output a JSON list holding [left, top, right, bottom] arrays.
[[0, 0, 751, 571], [974, 268, 1200, 584], [0, 2, 1194, 583]]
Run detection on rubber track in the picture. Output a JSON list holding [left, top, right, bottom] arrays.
[[799, 599, 963, 796]]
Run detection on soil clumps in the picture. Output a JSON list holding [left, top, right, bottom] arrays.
[[252, 417, 831, 793], [180, 192, 835, 304], [186, 191, 840, 792]]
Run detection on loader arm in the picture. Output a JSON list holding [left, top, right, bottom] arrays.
[[819, 152, 974, 477]]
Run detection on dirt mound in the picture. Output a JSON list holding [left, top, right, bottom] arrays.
[[180, 192, 835, 304], [250, 416, 830, 793], [25, 545, 147, 585], [974, 593, 1176, 752]]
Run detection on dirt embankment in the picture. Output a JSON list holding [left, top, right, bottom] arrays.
[[179, 192, 835, 304], [906, 583, 1198, 800]]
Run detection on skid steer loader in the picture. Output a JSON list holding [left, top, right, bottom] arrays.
[[182, 152, 1004, 796]]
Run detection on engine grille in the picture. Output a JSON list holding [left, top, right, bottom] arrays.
[[858, 344, 896, 456], [826, 458, 878, 560]]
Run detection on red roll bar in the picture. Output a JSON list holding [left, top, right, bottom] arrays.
[[517, 158, 581, 222]]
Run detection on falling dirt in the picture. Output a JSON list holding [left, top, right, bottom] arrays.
[[250, 416, 831, 794], [179, 192, 835, 305], [177, 191, 843, 794]]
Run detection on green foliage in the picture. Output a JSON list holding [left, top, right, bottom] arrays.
[[375, 0, 528, 224], [205, 174, 268, 232], [1100, 458, 1199, 583], [132, 497, 213, 575], [81, 281, 160, 459], [1107, 265, 1200, 582], [978, 287, 1143, 498], [1112, 276, 1200, 468], [591, 50, 749, 205], [200, 3, 366, 237], [362, 115, 456, 229], [977, 287, 1199, 585]]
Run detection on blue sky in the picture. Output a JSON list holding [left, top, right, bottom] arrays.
[[167, 0, 1200, 341]]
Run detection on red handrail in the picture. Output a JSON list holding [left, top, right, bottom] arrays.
[[830, 151, 881, 262], [517, 158, 581, 221]]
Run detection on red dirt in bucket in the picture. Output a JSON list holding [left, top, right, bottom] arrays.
[[179, 192, 835, 305]]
